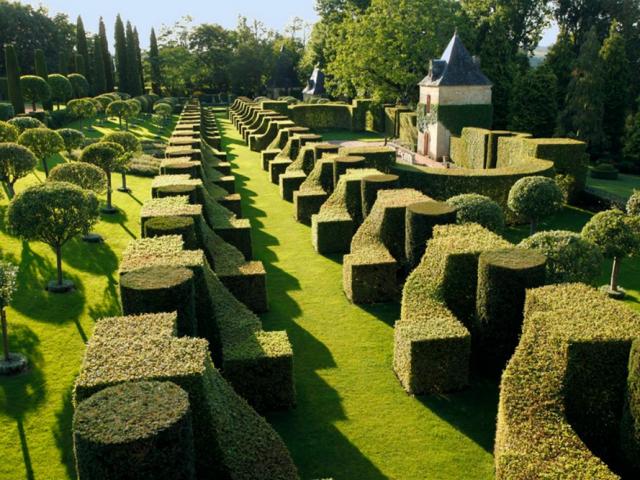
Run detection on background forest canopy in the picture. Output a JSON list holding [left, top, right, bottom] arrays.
[[1, 0, 640, 165]]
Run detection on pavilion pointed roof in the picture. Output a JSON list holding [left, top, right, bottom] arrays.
[[419, 33, 492, 87]]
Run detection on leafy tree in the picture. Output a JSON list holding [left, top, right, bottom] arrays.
[[0, 260, 18, 363], [17, 127, 64, 177], [599, 21, 630, 157], [623, 108, 640, 170], [557, 27, 605, 155], [153, 102, 172, 124], [126, 21, 142, 96], [99, 17, 115, 92], [106, 99, 131, 129], [114, 14, 128, 94], [19, 75, 50, 112], [4, 44, 24, 114], [66, 98, 97, 119], [6, 182, 99, 291], [34, 48, 52, 111], [93, 36, 107, 95], [48, 162, 107, 193], [8, 116, 44, 134], [76, 16, 91, 88], [508, 176, 564, 234], [149, 28, 162, 94], [508, 65, 559, 137], [125, 98, 141, 121], [102, 130, 140, 191], [68, 73, 89, 98], [544, 29, 575, 110], [74, 53, 86, 77], [519, 230, 603, 284], [56, 128, 84, 155], [189, 23, 234, 92], [47, 74, 73, 108], [582, 209, 640, 296], [0, 142, 37, 197], [0, 120, 18, 142], [627, 190, 640, 216], [80, 141, 125, 212]]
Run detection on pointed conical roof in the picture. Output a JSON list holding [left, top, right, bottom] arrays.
[[419, 33, 492, 87]]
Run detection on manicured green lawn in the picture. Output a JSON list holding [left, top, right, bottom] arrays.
[[219, 117, 497, 480], [587, 172, 640, 200], [0, 115, 175, 480]]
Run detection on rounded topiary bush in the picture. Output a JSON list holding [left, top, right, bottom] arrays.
[[73, 381, 196, 480], [0, 121, 19, 142], [56, 128, 85, 154], [48, 162, 107, 194], [628, 190, 640, 217], [446, 193, 505, 233], [361, 173, 399, 218], [405, 201, 457, 269], [144, 216, 199, 250], [120, 265, 197, 337], [8, 116, 45, 134], [0, 103, 15, 122], [519, 230, 603, 284], [508, 176, 563, 233], [590, 163, 619, 180]]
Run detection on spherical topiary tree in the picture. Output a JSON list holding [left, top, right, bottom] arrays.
[[67, 73, 89, 98], [80, 141, 125, 213], [101, 131, 140, 193], [446, 193, 506, 233], [126, 98, 142, 125], [6, 182, 99, 292], [582, 209, 640, 298], [0, 121, 19, 142], [0, 260, 26, 375], [47, 74, 74, 109], [66, 98, 97, 120], [8, 116, 45, 134], [508, 176, 564, 234], [93, 95, 113, 111], [17, 127, 64, 177], [519, 230, 603, 285], [106, 100, 131, 129], [49, 162, 107, 193], [153, 102, 172, 125], [0, 143, 37, 198], [56, 128, 85, 156], [19, 75, 50, 112], [628, 190, 640, 217]]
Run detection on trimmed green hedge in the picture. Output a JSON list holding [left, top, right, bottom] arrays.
[[495, 283, 640, 479], [293, 159, 335, 225], [399, 112, 417, 147], [343, 189, 431, 303], [339, 145, 396, 173], [394, 224, 510, 394], [74, 312, 298, 479], [361, 173, 399, 218], [405, 201, 457, 269], [74, 381, 196, 480], [288, 103, 352, 130]]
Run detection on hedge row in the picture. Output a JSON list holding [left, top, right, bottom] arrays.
[[495, 283, 640, 479]]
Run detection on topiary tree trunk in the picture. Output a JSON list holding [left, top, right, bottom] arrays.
[[1, 308, 9, 362], [610, 256, 621, 292], [55, 244, 64, 288]]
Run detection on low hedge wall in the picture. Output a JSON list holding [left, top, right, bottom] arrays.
[[293, 159, 335, 225], [288, 103, 353, 130], [495, 283, 640, 479], [339, 145, 396, 173], [280, 145, 318, 201], [74, 312, 298, 479], [394, 224, 510, 394], [342, 189, 431, 304]]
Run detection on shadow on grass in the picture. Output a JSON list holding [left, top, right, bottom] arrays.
[[99, 209, 137, 239], [53, 387, 77, 480]]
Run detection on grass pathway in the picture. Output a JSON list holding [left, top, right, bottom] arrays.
[[219, 116, 497, 480]]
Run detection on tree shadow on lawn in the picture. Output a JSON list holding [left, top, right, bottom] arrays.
[[99, 209, 137, 240], [0, 324, 46, 480], [53, 386, 77, 480]]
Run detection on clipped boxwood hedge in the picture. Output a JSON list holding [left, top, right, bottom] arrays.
[[288, 103, 352, 130], [405, 201, 457, 269], [339, 145, 396, 173], [495, 283, 640, 479], [293, 159, 335, 225], [74, 381, 196, 480]]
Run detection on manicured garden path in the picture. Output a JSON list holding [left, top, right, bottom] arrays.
[[218, 115, 498, 480]]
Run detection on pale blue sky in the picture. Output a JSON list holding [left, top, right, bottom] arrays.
[[20, 0, 558, 49]]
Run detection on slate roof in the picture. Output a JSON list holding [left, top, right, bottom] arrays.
[[419, 33, 492, 87]]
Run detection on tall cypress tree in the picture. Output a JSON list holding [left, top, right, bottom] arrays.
[[149, 28, 162, 95], [76, 16, 92, 88], [125, 21, 142, 96], [600, 21, 630, 157], [34, 49, 53, 111], [93, 36, 107, 94], [99, 17, 115, 92], [114, 14, 128, 94], [4, 44, 25, 114], [133, 27, 145, 94], [75, 54, 86, 76]]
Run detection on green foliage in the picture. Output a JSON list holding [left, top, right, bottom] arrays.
[[6, 181, 99, 249], [543, 29, 575, 107], [623, 109, 640, 169], [0, 260, 18, 309], [48, 162, 107, 194], [0, 102, 14, 121], [56, 128, 84, 154], [17, 127, 64, 161], [628, 191, 640, 216], [68, 73, 90, 99], [508, 66, 558, 137], [102, 131, 140, 155], [19, 75, 50, 110], [0, 121, 18, 142], [75, 16, 91, 86], [446, 193, 505, 233], [66, 98, 97, 119], [125, 21, 143, 96], [507, 176, 563, 227], [106, 100, 132, 127], [153, 102, 173, 124], [7, 116, 44, 133], [47, 74, 73, 106], [149, 28, 162, 95], [4, 44, 24, 115], [126, 98, 142, 117], [289, 104, 352, 129], [99, 17, 115, 92], [0, 142, 37, 197], [582, 209, 640, 259], [519, 230, 603, 284], [92, 35, 107, 95], [80, 141, 125, 173], [73, 380, 196, 480]]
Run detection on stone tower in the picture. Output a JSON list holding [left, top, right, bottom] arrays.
[[417, 33, 493, 160]]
